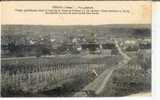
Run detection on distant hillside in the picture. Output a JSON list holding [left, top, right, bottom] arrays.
[[1, 24, 151, 39]]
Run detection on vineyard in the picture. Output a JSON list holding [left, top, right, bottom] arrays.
[[1, 24, 151, 97], [1, 55, 122, 96]]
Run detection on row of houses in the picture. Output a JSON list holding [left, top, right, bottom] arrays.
[[1, 32, 151, 57]]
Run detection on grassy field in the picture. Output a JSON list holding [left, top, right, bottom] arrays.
[[98, 50, 151, 96]]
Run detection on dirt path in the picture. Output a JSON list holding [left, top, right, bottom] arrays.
[[74, 40, 131, 96]]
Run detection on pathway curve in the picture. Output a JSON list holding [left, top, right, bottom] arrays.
[[74, 39, 131, 96]]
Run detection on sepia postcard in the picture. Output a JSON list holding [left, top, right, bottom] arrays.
[[1, 1, 151, 97]]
